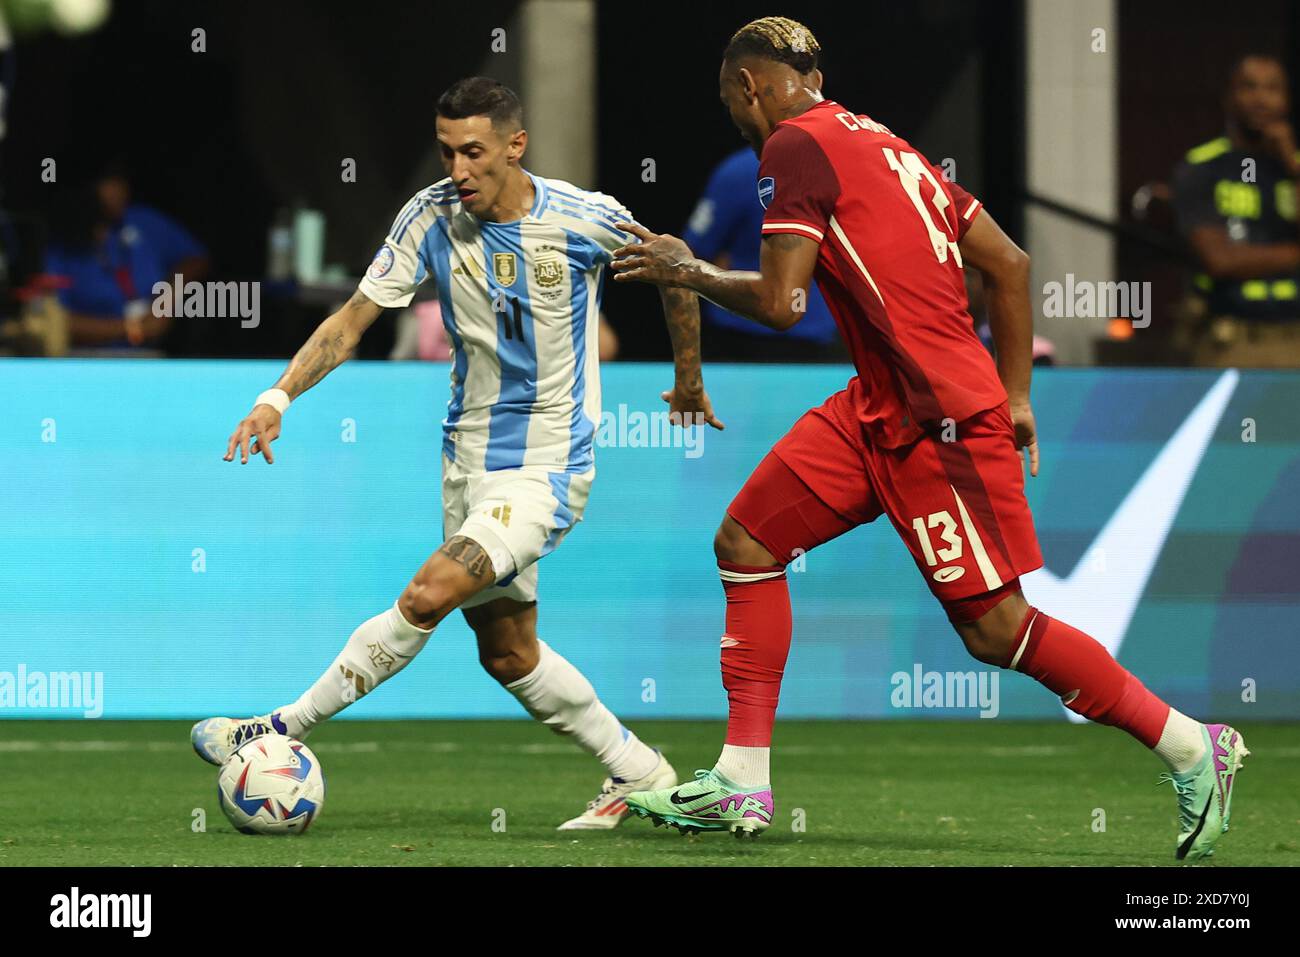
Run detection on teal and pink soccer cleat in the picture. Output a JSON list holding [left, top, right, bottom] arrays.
[[1159, 722, 1249, 863], [625, 768, 774, 838], [191, 713, 292, 766]]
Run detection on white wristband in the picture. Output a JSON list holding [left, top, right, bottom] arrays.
[[255, 388, 291, 415]]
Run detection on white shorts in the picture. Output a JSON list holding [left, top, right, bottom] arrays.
[[442, 454, 593, 609]]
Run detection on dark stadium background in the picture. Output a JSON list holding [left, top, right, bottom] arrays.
[[8, 0, 1295, 361]]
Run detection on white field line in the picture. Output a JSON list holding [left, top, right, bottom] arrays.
[[0, 740, 1143, 758]]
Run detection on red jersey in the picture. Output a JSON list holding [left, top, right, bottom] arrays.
[[758, 99, 1006, 448]]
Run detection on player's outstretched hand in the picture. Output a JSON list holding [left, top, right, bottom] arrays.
[[610, 223, 695, 286], [661, 387, 725, 431], [1010, 400, 1039, 477], [224, 404, 283, 465]]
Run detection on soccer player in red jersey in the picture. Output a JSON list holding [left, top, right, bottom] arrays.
[[612, 17, 1247, 860]]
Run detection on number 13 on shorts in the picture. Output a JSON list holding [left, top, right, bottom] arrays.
[[911, 510, 963, 567], [904, 487, 1005, 591], [910, 507, 976, 585]]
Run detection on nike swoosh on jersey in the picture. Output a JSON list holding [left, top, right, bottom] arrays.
[[1019, 370, 1239, 723]]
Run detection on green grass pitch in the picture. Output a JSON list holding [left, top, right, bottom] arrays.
[[3, 719, 1296, 866]]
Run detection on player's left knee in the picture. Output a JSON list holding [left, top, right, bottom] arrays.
[[951, 590, 1030, 666]]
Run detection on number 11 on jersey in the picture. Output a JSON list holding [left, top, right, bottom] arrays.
[[492, 290, 526, 341]]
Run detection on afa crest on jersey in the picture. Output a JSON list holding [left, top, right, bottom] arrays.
[[534, 256, 565, 300], [535, 257, 563, 288]]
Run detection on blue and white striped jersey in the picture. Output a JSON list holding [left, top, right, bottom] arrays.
[[359, 171, 637, 474]]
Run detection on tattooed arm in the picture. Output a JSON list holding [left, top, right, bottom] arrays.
[[273, 290, 384, 398], [612, 225, 819, 332], [657, 285, 724, 430], [223, 289, 383, 464]]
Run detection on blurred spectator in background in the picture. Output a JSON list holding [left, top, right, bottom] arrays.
[[44, 166, 209, 354], [1172, 54, 1300, 367], [683, 147, 842, 361]]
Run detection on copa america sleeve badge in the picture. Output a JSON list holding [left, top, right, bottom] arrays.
[[368, 245, 396, 279]]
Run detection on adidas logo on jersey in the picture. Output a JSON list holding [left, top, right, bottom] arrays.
[[452, 259, 486, 279]]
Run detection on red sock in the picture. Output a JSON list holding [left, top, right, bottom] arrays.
[[1008, 608, 1170, 748], [718, 561, 792, 747]]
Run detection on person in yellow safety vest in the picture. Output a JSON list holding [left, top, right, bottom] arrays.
[[1172, 53, 1300, 366]]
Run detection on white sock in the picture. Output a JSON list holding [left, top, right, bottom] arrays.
[[715, 744, 769, 789], [1153, 708, 1207, 773], [277, 602, 434, 738], [505, 639, 659, 781]]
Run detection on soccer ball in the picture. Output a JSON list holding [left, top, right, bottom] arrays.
[[217, 734, 325, 835]]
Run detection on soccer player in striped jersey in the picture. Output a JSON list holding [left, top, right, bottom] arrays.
[[614, 18, 1246, 860], [192, 77, 721, 829]]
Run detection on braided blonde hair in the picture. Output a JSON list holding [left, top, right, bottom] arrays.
[[725, 17, 820, 73]]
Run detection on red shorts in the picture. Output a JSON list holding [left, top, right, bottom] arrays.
[[727, 390, 1043, 619]]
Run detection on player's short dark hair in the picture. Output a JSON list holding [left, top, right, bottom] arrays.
[[436, 77, 524, 133], [724, 16, 820, 75]]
